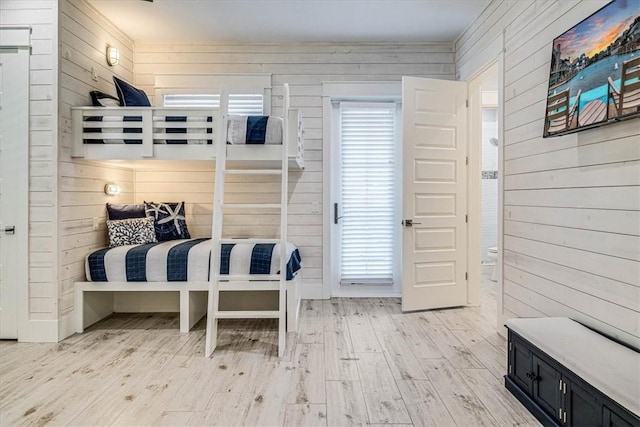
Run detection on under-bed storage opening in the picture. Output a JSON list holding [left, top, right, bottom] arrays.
[[76, 278, 301, 334]]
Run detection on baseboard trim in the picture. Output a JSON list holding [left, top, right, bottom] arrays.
[[58, 312, 76, 341], [301, 282, 324, 299], [19, 319, 58, 342], [331, 291, 402, 298]]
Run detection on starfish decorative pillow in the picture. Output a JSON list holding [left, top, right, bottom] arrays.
[[144, 201, 191, 241]]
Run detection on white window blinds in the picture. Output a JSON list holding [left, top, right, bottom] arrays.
[[339, 103, 397, 285], [162, 94, 264, 115]]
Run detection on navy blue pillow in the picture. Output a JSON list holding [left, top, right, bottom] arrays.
[[106, 203, 147, 220], [90, 91, 120, 107], [113, 76, 151, 107], [144, 201, 190, 241]]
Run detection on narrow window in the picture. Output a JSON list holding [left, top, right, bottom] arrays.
[[162, 94, 264, 115], [339, 103, 398, 285]]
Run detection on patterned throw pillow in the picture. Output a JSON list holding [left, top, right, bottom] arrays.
[[144, 201, 190, 241], [107, 216, 157, 247]]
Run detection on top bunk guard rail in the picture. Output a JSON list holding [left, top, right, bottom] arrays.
[[71, 84, 304, 169]]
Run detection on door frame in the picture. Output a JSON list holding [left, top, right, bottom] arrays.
[[0, 27, 31, 339], [458, 31, 506, 329], [322, 81, 402, 299], [320, 35, 505, 308], [329, 100, 402, 298]]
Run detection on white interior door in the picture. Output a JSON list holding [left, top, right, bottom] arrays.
[[402, 76, 468, 312], [0, 46, 30, 339]]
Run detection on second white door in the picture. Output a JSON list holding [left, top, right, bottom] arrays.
[[401, 76, 468, 312]]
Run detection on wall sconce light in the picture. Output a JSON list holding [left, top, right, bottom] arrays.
[[106, 46, 119, 66], [104, 183, 121, 196]]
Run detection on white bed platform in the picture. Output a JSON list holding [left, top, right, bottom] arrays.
[[70, 94, 304, 170], [75, 275, 301, 334]]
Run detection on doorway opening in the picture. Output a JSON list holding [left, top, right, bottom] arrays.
[[469, 61, 501, 321]]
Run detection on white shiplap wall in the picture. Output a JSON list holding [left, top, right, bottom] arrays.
[[456, 0, 640, 349], [58, 0, 135, 337], [1, 0, 58, 340], [132, 42, 456, 291]]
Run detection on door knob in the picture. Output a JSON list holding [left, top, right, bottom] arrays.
[[4, 226, 15, 235], [402, 219, 421, 227]]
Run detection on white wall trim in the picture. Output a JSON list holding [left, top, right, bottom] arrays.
[[0, 26, 32, 341], [52, 0, 61, 342], [300, 281, 324, 300], [20, 320, 59, 343], [459, 31, 505, 316], [496, 39, 505, 332], [58, 313, 76, 341]]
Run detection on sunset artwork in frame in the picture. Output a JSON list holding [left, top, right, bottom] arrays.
[[544, 0, 640, 137]]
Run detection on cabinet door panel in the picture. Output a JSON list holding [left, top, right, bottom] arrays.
[[532, 355, 562, 420], [511, 338, 533, 395], [603, 406, 636, 427], [566, 380, 600, 427]]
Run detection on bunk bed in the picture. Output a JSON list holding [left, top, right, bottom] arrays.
[[71, 93, 304, 169], [73, 84, 304, 355]]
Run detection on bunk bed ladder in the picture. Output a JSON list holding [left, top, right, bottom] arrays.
[[205, 85, 290, 358]]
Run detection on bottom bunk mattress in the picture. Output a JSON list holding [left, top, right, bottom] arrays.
[[86, 238, 302, 282]]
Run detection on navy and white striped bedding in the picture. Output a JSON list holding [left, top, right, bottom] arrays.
[[85, 238, 302, 282], [227, 116, 283, 145], [155, 116, 213, 145], [83, 115, 283, 145]]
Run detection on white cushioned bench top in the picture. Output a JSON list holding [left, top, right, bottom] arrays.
[[506, 317, 640, 417]]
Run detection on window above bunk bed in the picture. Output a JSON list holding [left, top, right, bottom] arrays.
[[162, 93, 264, 115], [154, 74, 272, 115]]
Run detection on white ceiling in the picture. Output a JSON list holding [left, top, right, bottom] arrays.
[[88, 0, 488, 43]]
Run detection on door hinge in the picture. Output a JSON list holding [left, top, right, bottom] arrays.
[[509, 342, 512, 351], [465, 99, 469, 108], [508, 364, 512, 374], [465, 156, 469, 165], [465, 214, 468, 223], [465, 272, 468, 281]]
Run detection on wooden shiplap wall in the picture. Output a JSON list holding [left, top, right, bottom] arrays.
[[132, 42, 456, 289], [58, 0, 135, 334], [456, 0, 640, 349], [1, 0, 58, 337]]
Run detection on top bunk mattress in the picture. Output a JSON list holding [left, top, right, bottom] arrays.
[[86, 239, 301, 282]]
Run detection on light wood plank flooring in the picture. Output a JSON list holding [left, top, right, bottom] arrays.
[[0, 268, 539, 426]]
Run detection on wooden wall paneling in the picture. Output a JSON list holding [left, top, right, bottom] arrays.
[[133, 41, 455, 290], [456, 0, 640, 349], [58, 0, 135, 336]]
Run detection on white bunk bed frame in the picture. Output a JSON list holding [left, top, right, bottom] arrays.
[[70, 98, 304, 170], [73, 85, 303, 341]]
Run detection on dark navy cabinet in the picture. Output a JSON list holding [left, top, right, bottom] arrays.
[[505, 328, 639, 427]]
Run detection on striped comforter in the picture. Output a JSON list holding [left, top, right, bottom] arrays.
[[86, 239, 302, 282], [83, 115, 283, 145]]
